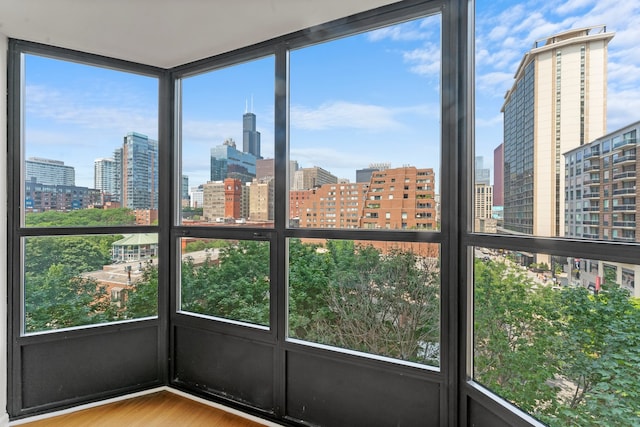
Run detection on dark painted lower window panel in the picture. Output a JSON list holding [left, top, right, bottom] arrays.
[[172, 325, 275, 411], [19, 326, 160, 413], [467, 396, 525, 427], [286, 351, 440, 427]]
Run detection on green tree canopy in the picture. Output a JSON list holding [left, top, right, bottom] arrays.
[[474, 257, 640, 426], [25, 208, 136, 227]]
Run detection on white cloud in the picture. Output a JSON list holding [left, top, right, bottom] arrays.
[[368, 25, 426, 43], [290, 146, 362, 169], [368, 16, 439, 42], [487, 25, 509, 41], [181, 119, 239, 143], [25, 84, 157, 138], [607, 88, 640, 130], [25, 128, 89, 149], [403, 43, 441, 77], [475, 0, 640, 135], [290, 101, 403, 131], [476, 72, 513, 97], [476, 113, 503, 128], [555, 0, 597, 15], [367, 15, 441, 81]]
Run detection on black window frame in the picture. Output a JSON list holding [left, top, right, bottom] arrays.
[[9, 0, 639, 426]]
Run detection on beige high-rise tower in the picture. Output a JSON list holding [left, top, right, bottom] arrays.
[[501, 26, 614, 238]]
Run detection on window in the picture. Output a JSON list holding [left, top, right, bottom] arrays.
[[475, 1, 640, 425], [289, 14, 441, 234], [288, 239, 440, 365], [288, 12, 442, 366], [474, 249, 640, 426], [179, 238, 270, 326], [179, 56, 274, 227], [9, 2, 640, 426], [15, 50, 160, 334]]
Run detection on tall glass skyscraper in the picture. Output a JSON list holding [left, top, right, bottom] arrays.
[[25, 157, 75, 186], [210, 138, 257, 183], [114, 132, 159, 210], [243, 111, 261, 158], [94, 157, 117, 196]]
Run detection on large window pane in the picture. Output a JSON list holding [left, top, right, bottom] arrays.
[[288, 239, 440, 367], [179, 57, 275, 227], [475, 1, 640, 240], [473, 248, 640, 425], [289, 15, 441, 231], [23, 233, 159, 334], [179, 238, 270, 327], [23, 54, 159, 226]]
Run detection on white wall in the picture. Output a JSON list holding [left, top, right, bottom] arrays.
[[0, 32, 9, 427]]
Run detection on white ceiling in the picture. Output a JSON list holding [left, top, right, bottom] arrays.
[[0, 0, 400, 68]]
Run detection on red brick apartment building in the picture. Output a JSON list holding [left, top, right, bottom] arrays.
[[299, 182, 369, 228], [291, 166, 437, 231], [361, 167, 436, 230]]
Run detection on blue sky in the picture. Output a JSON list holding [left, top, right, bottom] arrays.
[[475, 0, 640, 169], [23, 0, 640, 190]]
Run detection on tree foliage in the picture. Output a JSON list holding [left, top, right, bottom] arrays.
[[474, 258, 640, 426], [548, 283, 640, 426], [25, 208, 136, 227], [121, 265, 158, 319], [289, 240, 441, 365], [25, 264, 112, 332], [184, 239, 230, 253], [24, 235, 122, 332], [181, 240, 271, 326], [22, 223, 640, 426], [474, 259, 561, 413]]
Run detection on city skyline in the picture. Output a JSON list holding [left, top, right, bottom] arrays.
[[21, 1, 640, 191]]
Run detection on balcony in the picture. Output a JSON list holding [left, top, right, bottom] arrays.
[[582, 220, 599, 226], [585, 151, 601, 159], [612, 235, 636, 243], [583, 177, 600, 185], [583, 192, 600, 199], [582, 206, 600, 212], [613, 221, 636, 228], [613, 138, 637, 150], [583, 164, 600, 172], [613, 171, 637, 181], [613, 188, 636, 196], [613, 154, 637, 164], [612, 204, 636, 212], [583, 233, 600, 239]]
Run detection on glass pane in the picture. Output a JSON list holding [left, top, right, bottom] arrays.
[[475, 1, 639, 240], [180, 56, 275, 227], [23, 54, 159, 226], [179, 238, 270, 327], [288, 239, 440, 367], [289, 14, 441, 231], [473, 248, 640, 425], [23, 233, 159, 334]]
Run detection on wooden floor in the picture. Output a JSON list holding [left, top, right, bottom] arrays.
[[16, 391, 272, 427]]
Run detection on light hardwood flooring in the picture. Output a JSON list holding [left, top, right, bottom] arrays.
[[14, 391, 273, 427]]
